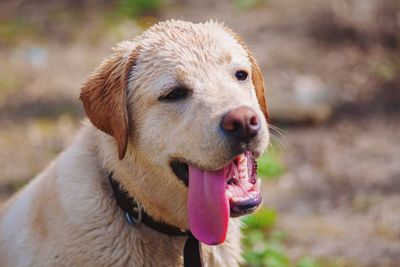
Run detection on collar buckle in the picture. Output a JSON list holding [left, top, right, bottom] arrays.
[[124, 201, 143, 225]]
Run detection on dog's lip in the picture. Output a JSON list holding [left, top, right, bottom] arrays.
[[169, 150, 259, 186], [170, 157, 230, 173], [229, 192, 262, 217], [169, 155, 238, 187], [170, 157, 231, 187], [169, 149, 260, 175], [170, 159, 189, 187]]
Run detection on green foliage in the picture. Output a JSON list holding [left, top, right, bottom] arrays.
[[0, 73, 19, 95], [8, 179, 29, 191], [117, 0, 163, 17], [372, 61, 397, 81], [0, 20, 39, 46], [233, 0, 266, 10], [242, 207, 277, 230], [242, 208, 289, 267], [296, 257, 319, 267], [257, 147, 286, 179], [312, 259, 360, 267], [242, 208, 321, 267]]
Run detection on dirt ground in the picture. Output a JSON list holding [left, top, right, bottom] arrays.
[[0, 1, 399, 266]]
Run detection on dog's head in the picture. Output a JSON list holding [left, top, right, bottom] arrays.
[[80, 20, 269, 245]]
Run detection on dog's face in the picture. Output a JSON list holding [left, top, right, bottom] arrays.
[[80, 20, 269, 245], [130, 21, 269, 170]]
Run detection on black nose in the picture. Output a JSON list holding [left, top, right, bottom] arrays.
[[220, 107, 261, 143]]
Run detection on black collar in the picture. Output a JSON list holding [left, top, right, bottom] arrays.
[[108, 172, 203, 267]]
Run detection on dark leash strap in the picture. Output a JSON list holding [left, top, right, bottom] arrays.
[[108, 172, 203, 267], [184, 232, 202, 267]]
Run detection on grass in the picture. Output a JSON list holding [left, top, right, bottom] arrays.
[[241, 147, 319, 267], [117, 0, 163, 17], [7, 179, 29, 192], [233, 0, 267, 10], [242, 207, 320, 267], [257, 146, 286, 179], [0, 19, 39, 46], [0, 73, 20, 96]]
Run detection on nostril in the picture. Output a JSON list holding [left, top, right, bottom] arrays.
[[248, 115, 260, 135], [231, 121, 242, 132], [249, 116, 259, 127], [221, 117, 240, 132]]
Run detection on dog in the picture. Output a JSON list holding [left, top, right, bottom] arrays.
[[0, 20, 269, 266]]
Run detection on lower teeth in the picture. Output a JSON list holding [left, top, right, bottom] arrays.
[[231, 191, 257, 202]]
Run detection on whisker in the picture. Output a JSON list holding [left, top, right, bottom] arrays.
[[270, 133, 286, 150], [268, 124, 287, 141], [267, 123, 287, 150]]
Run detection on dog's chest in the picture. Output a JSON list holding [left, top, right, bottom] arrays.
[[74, 223, 187, 267]]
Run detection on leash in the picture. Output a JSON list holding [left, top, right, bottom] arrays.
[[108, 173, 203, 267]]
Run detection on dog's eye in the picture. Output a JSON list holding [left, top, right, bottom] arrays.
[[235, 70, 248, 81], [160, 87, 189, 101]]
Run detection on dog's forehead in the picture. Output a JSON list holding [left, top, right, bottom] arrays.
[[136, 20, 249, 68]]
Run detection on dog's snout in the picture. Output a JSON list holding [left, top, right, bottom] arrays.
[[220, 107, 261, 143]]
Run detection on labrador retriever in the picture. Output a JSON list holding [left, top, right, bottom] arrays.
[[0, 20, 269, 267]]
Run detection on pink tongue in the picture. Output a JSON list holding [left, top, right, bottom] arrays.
[[188, 165, 229, 245]]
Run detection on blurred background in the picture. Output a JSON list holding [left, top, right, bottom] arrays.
[[0, 0, 399, 266]]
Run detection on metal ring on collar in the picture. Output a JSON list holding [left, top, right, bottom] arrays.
[[124, 202, 143, 225]]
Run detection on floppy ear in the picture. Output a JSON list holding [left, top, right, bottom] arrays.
[[227, 30, 270, 120], [80, 44, 138, 160], [248, 54, 269, 120]]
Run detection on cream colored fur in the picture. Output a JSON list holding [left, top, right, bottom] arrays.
[[0, 20, 269, 267]]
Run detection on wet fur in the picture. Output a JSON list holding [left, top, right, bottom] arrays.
[[0, 20, 269, 266]]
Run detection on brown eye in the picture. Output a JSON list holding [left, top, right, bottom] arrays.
[[235, 70, 248, 81], [159, 86, 189, 101]]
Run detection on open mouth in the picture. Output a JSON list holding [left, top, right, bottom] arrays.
[[170, 151, 262, 245]]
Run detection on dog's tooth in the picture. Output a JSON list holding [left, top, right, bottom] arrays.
[[255, 179, 261, 190], [232, 196, 245, 202], [239, 170, 248, 179], [245, 181, 253, 191], [226, 190, 233, 199], [239, 157, 248, 174]]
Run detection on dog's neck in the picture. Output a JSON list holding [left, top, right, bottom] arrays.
[[107, 171, 188, 235], [108, 172, 203, 267], [92, 126, 189, 230]]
